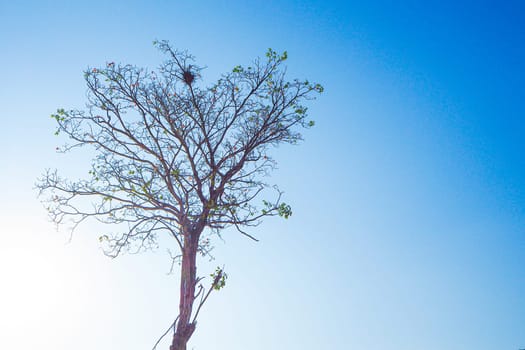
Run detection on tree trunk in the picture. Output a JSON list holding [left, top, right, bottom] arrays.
[[170, 227, 199, 350]]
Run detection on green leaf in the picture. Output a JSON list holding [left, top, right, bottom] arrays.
[[210, 267, 228, 291], [278, 203, 292, 219]]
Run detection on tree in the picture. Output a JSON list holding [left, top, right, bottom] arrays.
[[37, 40, 322, 350]]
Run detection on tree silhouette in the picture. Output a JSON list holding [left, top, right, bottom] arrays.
[[37, 40, 322, 350]]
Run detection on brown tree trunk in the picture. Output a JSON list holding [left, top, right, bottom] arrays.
[[170, 227, 199, 350]]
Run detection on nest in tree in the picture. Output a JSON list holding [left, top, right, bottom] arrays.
[[182, 69, 195, 85]]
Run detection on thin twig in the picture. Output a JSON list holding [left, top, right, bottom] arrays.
[[191, 268, 223, 324], [152, 316, 179, 350]]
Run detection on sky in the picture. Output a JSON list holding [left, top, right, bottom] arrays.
[[0, 1, 524, 349]]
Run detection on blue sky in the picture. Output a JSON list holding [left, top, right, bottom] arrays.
[[0, 1, 524, 349]]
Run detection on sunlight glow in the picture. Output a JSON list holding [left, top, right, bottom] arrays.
[[0, 216, 99, 348]]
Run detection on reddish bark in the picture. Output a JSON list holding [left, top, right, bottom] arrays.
[[170, 226, 200, 350]]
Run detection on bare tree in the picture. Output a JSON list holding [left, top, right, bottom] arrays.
[[37, 40, 322, 350]]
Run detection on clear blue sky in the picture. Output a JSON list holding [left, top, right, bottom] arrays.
[[0, 1, 524, 349]]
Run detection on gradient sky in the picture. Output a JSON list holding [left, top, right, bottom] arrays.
[[1, 1, 524, 350]]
